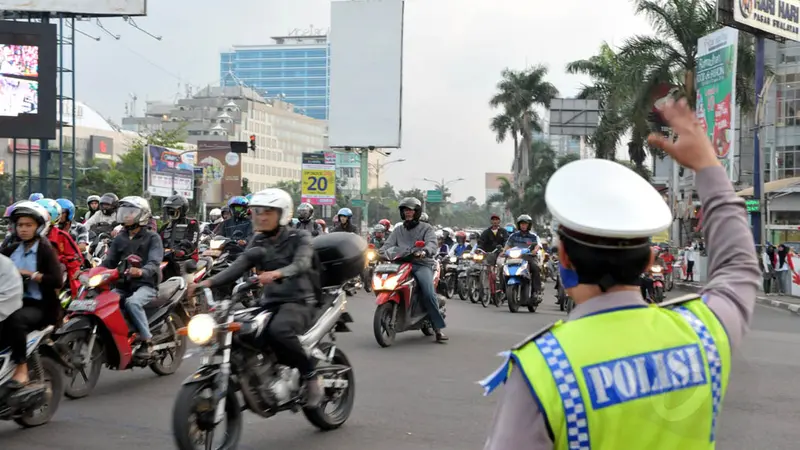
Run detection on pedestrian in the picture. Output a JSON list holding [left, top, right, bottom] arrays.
[[481, 98, 760, 450], [776, 244, 791, 295], [684, 243, 696, 281], [763, 244, 777, 294]]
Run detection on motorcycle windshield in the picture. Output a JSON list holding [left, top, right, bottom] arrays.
[[381, 246, 414, 261]]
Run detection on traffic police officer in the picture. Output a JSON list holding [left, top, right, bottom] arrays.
[[481, 98, 760, 450]]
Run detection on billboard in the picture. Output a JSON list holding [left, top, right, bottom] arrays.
[[733, 0, 800, 42], [195, 141, 242, 206], [328, 0, 404, 148], [147, 145, 194, 199], [90, 135, 112, 160], [0, 21, 57, 139], [301, 152, 336, 205], [696, 27, 738, 180], [0, 1, 147, 16]]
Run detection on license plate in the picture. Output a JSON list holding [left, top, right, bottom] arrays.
[[505, 259, 524, 265], [68, 299, 97, 312], [375, 263, 401, 273], [203, 250, 221, 257]]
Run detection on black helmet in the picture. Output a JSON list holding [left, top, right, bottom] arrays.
[[163, 194, 189, 221], [516, 214, 533, 229], [398, 197, 422, 221], [297, 202, 314, 221], [99, 193, 119, 215]]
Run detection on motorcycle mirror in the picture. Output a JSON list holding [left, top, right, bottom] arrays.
[[414, 241, 425, 248]]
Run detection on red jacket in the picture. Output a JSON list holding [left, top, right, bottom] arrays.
[[47, 226, 84, 296]]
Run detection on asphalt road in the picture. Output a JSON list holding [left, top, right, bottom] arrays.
[[1, 286, 799, 450]]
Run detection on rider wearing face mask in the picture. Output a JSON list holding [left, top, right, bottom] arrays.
[[214, 196, 252, 240], [84, 195, 101, 222], [295, 202, 322, 237], [333, 208, 358, 233], [84, 193, 119, 234], [381, 197, 448, 342], [101, 196, 164, 358], [159, 194, 200, 280], [193, 188, 325, 407]]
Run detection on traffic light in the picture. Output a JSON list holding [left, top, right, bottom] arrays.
[[249, 135, 256, 151]]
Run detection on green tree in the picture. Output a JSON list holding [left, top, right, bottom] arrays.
[[241, 178, 252, 196], [556, 152, 581, 168]]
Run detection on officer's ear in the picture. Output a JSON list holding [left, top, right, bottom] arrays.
[[558, 242, 573, 269]]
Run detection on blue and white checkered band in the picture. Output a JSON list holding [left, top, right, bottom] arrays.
[[535, 332, 591, 450], [674, 306, 723, 442]]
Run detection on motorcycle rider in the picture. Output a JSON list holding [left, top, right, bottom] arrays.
[[101, 196, 164, 358], [441, 227, 455, 248], [381, 197, 447, 342], [1, 203, 18, 249], [449, 230, 472, 257], [191, 188, 325, 407], [378, 219, 392, 237], [419, 212, 429, 223], [37, 199, 84, 296], [315, 218, 328, 234], [478, 214, 509, 253], [295, 202, 322, 236], [220, 206, 232, 221], [468, 232, 480, 254], [84, 195, 101, 222], [370, 224, 388, 248], [158, 194, 200, 280], [56, 198, 89, 253], [84, 193, 119, 234], [214, 196, 252, 240], [333, 208, 358, 233], [209, 208, 222, 225], [504, 214, 542, 295]]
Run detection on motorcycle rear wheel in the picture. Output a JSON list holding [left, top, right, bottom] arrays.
[[373, 303, 396, 347], [172, 383, 242, 450], [304, 343, 356, 430], [14, 354, 64, 428], [150, 312, 187, 376]]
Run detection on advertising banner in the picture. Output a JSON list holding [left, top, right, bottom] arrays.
[[335, 151, 360, 168], [301, 152, 336, 205], [696, 27, 738, 181], [734, 0, 800, 42], [147, 145, 194, 199], [195, 141, 242, 206], [90, 135, 113, 160]]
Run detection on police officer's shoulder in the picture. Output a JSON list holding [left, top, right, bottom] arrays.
[[511, 321, 558, 351], [658, 293, 702, 309]]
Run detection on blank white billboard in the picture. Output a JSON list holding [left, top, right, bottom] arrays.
[[0, 0, 146, 16], [329, 0, 404, 148]]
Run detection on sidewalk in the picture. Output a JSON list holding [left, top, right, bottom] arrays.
[[675, 280, 800, 315]]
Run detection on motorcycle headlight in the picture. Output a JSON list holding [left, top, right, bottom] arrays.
[[367, 251, 376, 261], [508, 249, 522, 259], [449, 256, 457, 263], [464, 254, 472, 259], [373, 274, 399, 291], [187, 314, 216, 345], [651, 265, 663, 273], [474, 254, 484, 262], [88, 274, 108, 288], [209, 239, 225, 250]]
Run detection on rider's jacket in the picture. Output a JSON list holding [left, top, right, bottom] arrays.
[[159, 217, 200, 261], [214, 217, 253, 240], [479, 226, 509, 252], [449, 243, 471, 257], [208, 228, 315, 305], [482, 296, 730, 450], [295, 219, 322, 237], [83, 209, 98, 222], [46, 226, 84, 295], [333, 221, 358, 234], [506, 230, 540, 249], [102, 227, 164, 291], [382, 221, 438, 269], [84, 210, 116, 234]]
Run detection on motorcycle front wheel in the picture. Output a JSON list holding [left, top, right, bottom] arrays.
[[467, 276, 480, 304], [172, 382, 242, 450], [457, 278, 468, 301], [506, 285, 520, 313], [444, 275, 455, 299], [58, 330, 104, 399], [373, 303, 397, 347]]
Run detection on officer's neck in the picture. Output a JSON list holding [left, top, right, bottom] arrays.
[[571, 284, 640, 305]]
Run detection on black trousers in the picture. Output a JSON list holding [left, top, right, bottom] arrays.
[[259, 302, 316, 377], [1, 298, 45, 364]]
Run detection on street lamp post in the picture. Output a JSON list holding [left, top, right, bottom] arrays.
[[368, 158, 405, 190], [422, 177, 464, 210]]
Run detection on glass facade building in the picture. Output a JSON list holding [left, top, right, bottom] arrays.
[[220, 38, 330, 120]]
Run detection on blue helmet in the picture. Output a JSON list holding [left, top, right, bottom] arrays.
[[29, 193, 44, 202], [56, 198, 75, 221], [337, 207, 353, 217], [228, 196, 248, 208], [36, 198, 61, 225]]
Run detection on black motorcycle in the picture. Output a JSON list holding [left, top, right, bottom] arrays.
[[172, 279, 356, 449], [436, 254, 458, 299], [456, 254, 473, 300]]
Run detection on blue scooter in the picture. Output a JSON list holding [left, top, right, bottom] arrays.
[[502, 247, 542, 313]]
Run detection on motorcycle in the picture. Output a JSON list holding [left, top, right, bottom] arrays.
[[456, 253, 474, 301], [205, 235, 247, 300], [362, 244, 379, 293], [648, 264, 666, 304], [171, 280, 356, 449], [372, 241, 446, 347], [437, 254, 458, 299], [502, 247, 542, 313], [0, 326, 65, 427], [54, 254, 188, 399], [470, 249, 500, 308]]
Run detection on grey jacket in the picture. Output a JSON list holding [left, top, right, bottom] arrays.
[[0, 253, 23, 321], [382, 221, 438, 269]]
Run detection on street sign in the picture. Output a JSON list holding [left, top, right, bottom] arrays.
[[426, 190, 443, 203], [301, 152, 336, 206], [745, 199, 760, 212], [351, 198, 366, 208]]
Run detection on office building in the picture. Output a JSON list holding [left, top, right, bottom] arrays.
[[220, 28, 330, 120]]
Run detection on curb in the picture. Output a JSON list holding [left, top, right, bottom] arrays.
[[674, 281, 800, 316]]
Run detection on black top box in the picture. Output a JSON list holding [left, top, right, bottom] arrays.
[[313, 232, 367, 287]]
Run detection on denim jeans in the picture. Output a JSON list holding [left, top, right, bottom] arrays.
[[411, 264, 446, 330], [116, 286, 157, 340]]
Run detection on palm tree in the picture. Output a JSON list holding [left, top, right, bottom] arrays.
[[489, 66, 559, 183], [487, 141, 558, 224]]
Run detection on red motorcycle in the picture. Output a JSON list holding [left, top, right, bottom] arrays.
[[372, 241, 446, 347], [54, 254, 189, 399]]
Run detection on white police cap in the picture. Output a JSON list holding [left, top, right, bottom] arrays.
[[545, 159, 672, 240]]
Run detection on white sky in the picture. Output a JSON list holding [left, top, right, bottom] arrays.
[[72, 0, 654, 202]]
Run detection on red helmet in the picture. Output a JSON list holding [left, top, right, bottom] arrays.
[[316, 219, 327, 229], [455, 230, 467, 239], [379, 219, 391, 229]]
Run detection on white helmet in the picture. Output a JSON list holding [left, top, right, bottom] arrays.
[[442, 227, 454, 236], [10, 200, 50, 238], [209, 208, 222, 222], [249, 188, 293, 226], [117, 196, 152, 227]]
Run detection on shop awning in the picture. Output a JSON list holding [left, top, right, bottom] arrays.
[[736, 177, 800, 197]]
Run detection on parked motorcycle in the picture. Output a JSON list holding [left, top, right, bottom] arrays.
[[502, 247, 542, 313], [372, 241, 446, 347], [0, 326, 65, 427], [54, 254, 188, 399], [171, 235, 363, 449]]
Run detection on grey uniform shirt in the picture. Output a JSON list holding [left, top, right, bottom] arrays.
[[484, 166, 761, 450]]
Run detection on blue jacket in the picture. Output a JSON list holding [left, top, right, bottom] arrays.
[[451, 243, 471, 257], [506, 231, 540, 249]]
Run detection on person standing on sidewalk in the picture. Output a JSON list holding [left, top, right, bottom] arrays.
[[763, 244, 777, 294], [481, 98, 760, 450], [684, 243, 696, 281], [776, 244, 791, 294]]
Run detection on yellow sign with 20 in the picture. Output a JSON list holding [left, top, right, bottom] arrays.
[[301, 169, 336, 197]]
